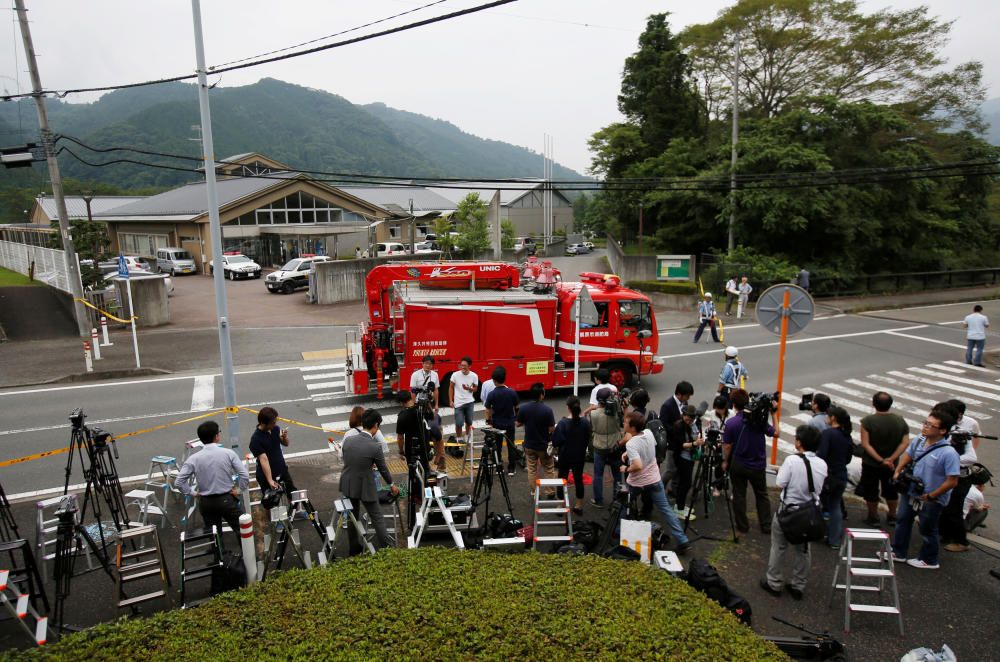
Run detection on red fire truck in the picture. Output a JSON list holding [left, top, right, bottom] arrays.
[[345, 261, 663, 398]]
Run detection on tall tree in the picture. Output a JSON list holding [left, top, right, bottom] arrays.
[[453, 193, 491, 259], [681, 0, 985, 128]]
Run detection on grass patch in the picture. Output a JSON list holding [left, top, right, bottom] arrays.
[[0, 267, 38, 287], [10, 548, 785, 661]]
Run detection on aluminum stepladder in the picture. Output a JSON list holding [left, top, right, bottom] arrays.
[[144, 455, 181, 514], [0, 539, 49, 646], [532, 478, 574, 550], [179, 525, 223, 608], [828, 527, 903, 634], [408, 484, 465, 550], [261, 486, 328, 578], [115, 525, 171, 610], [35, 496, 94, 582], [322, 497, 376, 562]]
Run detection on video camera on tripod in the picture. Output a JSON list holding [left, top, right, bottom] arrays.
[[481, 426, 507, 450], [746, 391, 779, 428]]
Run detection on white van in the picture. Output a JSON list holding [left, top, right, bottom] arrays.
[[156, 247, 197, 275], [376, 242, 408, 257]]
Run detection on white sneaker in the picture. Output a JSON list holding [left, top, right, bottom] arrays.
[[684, 508, 697, 521], [906, 558, 940, 570], [878, 550, 906, 563]]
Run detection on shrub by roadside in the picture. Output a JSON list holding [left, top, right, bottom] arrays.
[[628, 280, 699, 295], [8, 548, 784, 661]]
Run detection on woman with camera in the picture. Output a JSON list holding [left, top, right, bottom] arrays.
[[817, 406, 854, 548], [552, 396, 591, 515]]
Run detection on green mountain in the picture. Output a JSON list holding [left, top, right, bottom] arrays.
[[0, 78, 584, 192]]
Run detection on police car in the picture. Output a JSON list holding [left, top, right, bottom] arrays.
[[265, 255, 332, 294], [209, 252, 261, 280]]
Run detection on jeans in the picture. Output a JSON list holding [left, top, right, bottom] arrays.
[[693, 319, 719, 343], [766, 513, 811, 591], [940, 475, 973, 546], [592, 449, 622, 505], [892, 496, 944, 565], [525, 447, 556, 495], [966, 338, 985, 365], [628, 481, 689, 546], [823, 477, 847, 547], [730, 460, 772, 533]]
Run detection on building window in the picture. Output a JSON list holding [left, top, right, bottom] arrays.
[[118, 232, 169, 257], [389, 226, 399, 238]]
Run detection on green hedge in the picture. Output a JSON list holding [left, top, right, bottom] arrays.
[[11, 549, 783, 661], [628, 280, 699, 295]]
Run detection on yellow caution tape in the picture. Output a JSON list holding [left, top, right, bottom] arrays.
[[225, 406, 239, 414], [237, 406, 338, 435], [73, 298, 136, 325]]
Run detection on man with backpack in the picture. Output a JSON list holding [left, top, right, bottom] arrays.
[[589, 387, 624, 508]]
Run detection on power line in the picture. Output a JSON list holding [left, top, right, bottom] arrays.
[[0, 0, 518, 102], [210, 0, 450, 69]]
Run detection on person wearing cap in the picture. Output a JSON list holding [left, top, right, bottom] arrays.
[[589, 386, 624, 508], [718, 346, 748, 401], [693, 292, 720, 343]]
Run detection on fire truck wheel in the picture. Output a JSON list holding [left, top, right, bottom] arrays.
[[608, 364, 635, 390]]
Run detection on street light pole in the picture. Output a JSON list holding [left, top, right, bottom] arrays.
[[14, 0, 89, 337], [190, 0, 240, 450], [727, 32, 740, 253]]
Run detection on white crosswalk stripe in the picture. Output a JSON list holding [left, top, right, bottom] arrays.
[[300, 363, 344, 372], [302, 371, 345, 381], [306, 380, 346, 391], [943, 360, 994, 374], [860, 373, 990, 408], [903, 367, 1000, 393]]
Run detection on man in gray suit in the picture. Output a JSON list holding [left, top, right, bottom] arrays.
[[340, 409, 398, 554]]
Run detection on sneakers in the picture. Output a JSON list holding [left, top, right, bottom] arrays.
[[878, 550, 906, 563], [676, 542, 691, 555], [906, 558, 940, 570], [759, 578, 782, 597], [507, 468, 516, 477], [786, 586, 804, 601], [589, 499, 605, 509], [944, 543, 969, 553]]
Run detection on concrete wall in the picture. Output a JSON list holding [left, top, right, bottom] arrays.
[[115, 277, 169, 327], [605, 235, 659, 282], [311, 258, 375, 304]]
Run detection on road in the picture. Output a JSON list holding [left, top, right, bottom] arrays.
[[1, 293, 997, 536]]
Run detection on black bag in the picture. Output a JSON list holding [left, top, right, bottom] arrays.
[[685, 558, 730, 604], [556, 542, 587, 555], [573, 520, 603, 552], [724, 592, 753, 626], [646, 412, 669, 463], [446, 435, 465, 458], [210, 551, 247, 595], [776, 454, 826, 544], [968, 462, 994, 486], [603, 545, 642, 562]]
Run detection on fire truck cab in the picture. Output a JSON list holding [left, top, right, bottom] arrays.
[[345, 262, 662, 398]]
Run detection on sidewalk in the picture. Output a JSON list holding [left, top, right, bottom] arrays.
[[2, 284, 997, 389]]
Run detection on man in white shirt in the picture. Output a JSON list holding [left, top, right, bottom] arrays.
[[762, 425, 827, 601], [584, 368, 618, 415], [409, 355, 440, 412], [941, 399, 980, 552], [448, 357, 479, 444], [737, 276, 753, 320], [724, 276, 738, 316], [963, 304, 989, 367]]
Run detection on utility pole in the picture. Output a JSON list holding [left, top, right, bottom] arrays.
[[14, 0, 89, 337], [191, 0, 240, 450], [727, 32, 740, 253]]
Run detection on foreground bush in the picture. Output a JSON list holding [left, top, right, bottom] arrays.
[[9, 548, 784, 661]]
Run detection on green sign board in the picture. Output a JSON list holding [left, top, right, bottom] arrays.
[[656, 254, 693, 281]]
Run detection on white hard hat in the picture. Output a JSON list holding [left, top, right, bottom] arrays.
[[704, 292, 713, 298], [725, 345, 738, 357]]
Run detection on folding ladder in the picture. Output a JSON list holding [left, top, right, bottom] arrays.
[[115, 525, 170, 610], [179, 525, 222, 608], [0, 538, 49, 646], [532, 478, 574, 550], [408, 486, 465, 549], [322, 497, 376, 563], [144, 455, 181, 512], [828, 527, 903, 634], [35, 497, 93, 582]]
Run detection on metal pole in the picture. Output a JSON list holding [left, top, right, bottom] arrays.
[[727, 32, 740, 253], [638, 203, 644, 254], [191, 0, 239, 449], [573, 295, 580, 396], [770, 288, 790, 466], [126, 278, 141, 368], [14, 0, 89, 337]]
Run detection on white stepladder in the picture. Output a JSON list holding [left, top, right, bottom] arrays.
[[35, 496, 93, 582], [828, 527, 903, 635], [144, 455, 181, 512], [408, 486, 465, 550], [321, 497, 376, 564], [0, 539, 49, 647], [532, 478, 574, 550]]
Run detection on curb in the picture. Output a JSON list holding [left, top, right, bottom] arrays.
[[25, 367, 172, 387]]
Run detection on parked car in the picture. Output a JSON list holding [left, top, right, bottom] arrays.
[[414, 241, 440, 254], [566, 243, 592, 255], [99, 256, 150, 273], [105, 270, 174, 297], [155, 247, 197, 275], [265, 255, 332, 294], [514, 237, 537, 255], [583, 241, 595, 250], [209, 252, 261, 280], [376, 242, 408, 257]]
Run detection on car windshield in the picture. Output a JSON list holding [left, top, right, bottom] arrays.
[[174, 251, 192, 260], [279, 259, 302, 271], [228, 255, 250, 264]]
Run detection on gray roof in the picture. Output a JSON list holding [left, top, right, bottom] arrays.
[[101, 172, 303, 219], [338, 186, 456, 213], [37, 196, 146, 220], [427, 180, 571, 207]]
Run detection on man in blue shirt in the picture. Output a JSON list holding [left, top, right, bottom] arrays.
[[718, 346, 748, 402], [517, 383, 556, 494], [890, 409, 961, 569], [484, 367, 522, 476], [693, 292, 720, 343]]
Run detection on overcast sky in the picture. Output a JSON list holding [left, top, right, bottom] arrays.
[[2, 0, 997, 174]]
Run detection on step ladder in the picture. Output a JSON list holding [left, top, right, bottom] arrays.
[[532, 478, 574, 550], [322, 498, 375, 563], [408, 486, 465, 549], [179, 526, 222, 608], [144, 455, 180, 511], [0, 481, 20, 543], [828, 527, 903, 635], [124, 490, 168, 529], [261, 505, 310, 581], [115, 525, 170, 610], [35, 497, 93, 582], [0, 538, 49, 646], [461, 430, 483, 478]]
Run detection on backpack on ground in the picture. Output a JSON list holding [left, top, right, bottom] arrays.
[[572, 520, 603, 552], [723, 592, 753, 626], [684, 557, 730, 604], [210, 550, 247, 595]]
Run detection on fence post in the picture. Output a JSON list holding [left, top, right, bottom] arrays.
[[83, 340, 93, 373]]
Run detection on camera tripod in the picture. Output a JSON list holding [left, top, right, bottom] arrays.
[[469, 428, 513, 522], [261, 481, 327, 580], [51, 494, 116, 633], [596, 480, 638, 554], [0, 480, 19, 544], [682, 443, 738, 543], [62, 410, 131, 566]]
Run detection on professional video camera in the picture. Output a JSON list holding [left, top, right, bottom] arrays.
[[797, 393, 814, 412], [893, 466, 925, 497], [411, 383, 435, 407], [481, 426, 506, 450], [746, 391, 779, 428]]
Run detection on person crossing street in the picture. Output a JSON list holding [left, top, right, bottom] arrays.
[[718, 346, 748, 402], [737, 276, 753, 320]]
